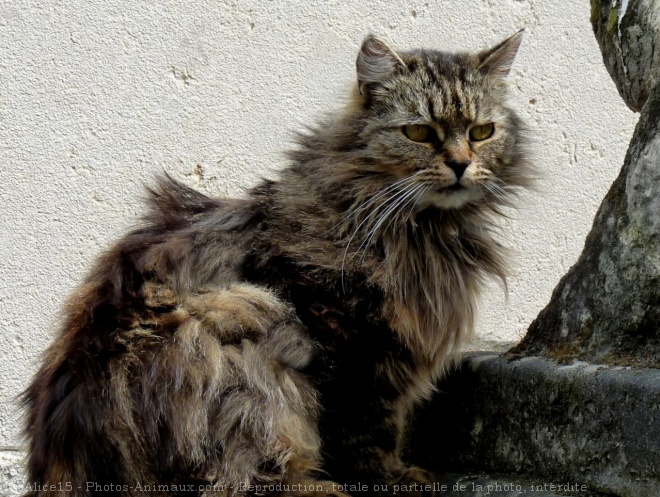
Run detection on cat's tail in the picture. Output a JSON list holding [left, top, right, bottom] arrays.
[[144, 173, 223, 228]]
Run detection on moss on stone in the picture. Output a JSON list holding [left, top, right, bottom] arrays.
[[607, 6, 619, 34]]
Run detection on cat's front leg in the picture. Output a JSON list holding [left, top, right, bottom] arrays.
[[320, 394, 436, 497], [388, 465, 436, 497], [358, 408, 436, 497]]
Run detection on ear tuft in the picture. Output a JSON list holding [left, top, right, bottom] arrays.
[[356, 35, 406, 95], [477, 29, 524, 77]]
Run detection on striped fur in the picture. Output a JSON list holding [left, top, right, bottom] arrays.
[[22, 33, 530, 496]]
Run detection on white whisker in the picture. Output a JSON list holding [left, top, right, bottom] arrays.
[[357, 182, 426, 261], [340, 176, 420, 290], [355, 185, 416, 257], [332, 176, 417, 235]]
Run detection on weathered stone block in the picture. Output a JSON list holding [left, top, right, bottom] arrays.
[[409, 353, 660, 497]]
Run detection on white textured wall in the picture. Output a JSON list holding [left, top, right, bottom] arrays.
[[0, 0, 637, 491]]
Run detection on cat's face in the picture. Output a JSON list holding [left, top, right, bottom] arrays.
[[353, 32, 527, 211]]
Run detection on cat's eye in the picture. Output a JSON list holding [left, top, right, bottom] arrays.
[[403, 125, 434, 143], [469, 124, 495, 141]]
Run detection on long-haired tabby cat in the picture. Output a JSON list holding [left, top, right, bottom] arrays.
[[23, 31, 529, 496]]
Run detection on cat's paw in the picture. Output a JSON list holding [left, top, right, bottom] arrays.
[[389, 466, 436, 497], [288, 480, 352, 497]]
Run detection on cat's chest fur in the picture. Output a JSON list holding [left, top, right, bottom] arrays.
[[243, 216, 489, 400]]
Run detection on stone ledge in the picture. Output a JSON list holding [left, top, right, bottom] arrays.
[[409, 353, 660, 497], [436, 474, 595, 497]]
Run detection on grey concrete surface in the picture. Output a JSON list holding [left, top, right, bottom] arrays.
[[437, 474, 597, 497], [410, 353, 660, 497]]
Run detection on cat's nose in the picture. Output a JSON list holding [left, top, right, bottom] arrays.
[[445, 159, 471, 180]]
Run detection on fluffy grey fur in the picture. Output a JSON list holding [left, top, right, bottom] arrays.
[[22, 32, 531, 497]]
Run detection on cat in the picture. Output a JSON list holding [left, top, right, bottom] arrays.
[[22, 31, 530, 497]]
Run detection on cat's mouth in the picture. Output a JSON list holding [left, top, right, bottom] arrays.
[[446, 183, 466, 191], [419, 182, 479, 210]]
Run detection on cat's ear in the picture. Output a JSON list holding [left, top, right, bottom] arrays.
[[356, 35, 406, 96], [477, 29, 524, 77]]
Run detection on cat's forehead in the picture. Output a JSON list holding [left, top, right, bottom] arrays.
[[378, 50, 497, 124], [406, 50, 479, 82]]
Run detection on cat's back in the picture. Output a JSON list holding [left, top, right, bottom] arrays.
[[21, 177, 319, 495], [42, 175, 261, 365]]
